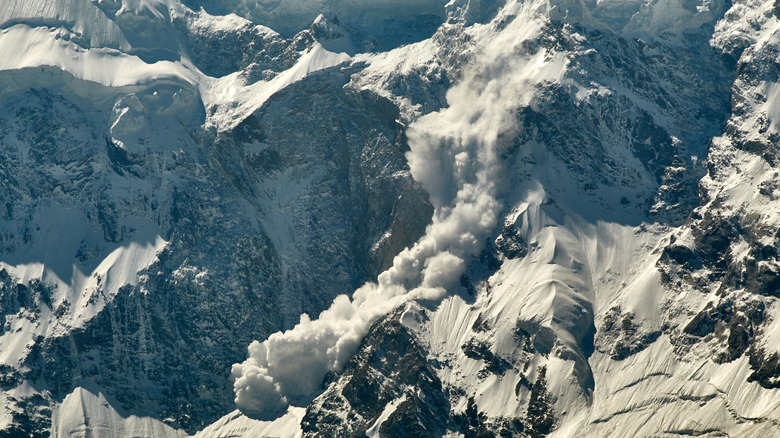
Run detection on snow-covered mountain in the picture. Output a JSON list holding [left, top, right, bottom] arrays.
[[1, 0, 780, 436]]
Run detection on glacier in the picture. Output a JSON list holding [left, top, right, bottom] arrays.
[[0, 0, 780, 437]]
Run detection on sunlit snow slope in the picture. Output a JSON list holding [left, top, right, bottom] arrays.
[[1, 0, 780, 437]]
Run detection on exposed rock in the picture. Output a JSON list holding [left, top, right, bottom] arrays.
[[301, 309, 449, 437], [597, 307, 661, 360]]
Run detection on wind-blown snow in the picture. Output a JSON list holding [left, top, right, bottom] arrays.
[[231, 1, 569, 418]]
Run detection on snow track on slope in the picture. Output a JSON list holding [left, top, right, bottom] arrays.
[[230, 0, 569, 419]]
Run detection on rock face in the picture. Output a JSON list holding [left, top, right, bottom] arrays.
[[300, 308, 449, 438], [0, 3, 431, 434], [2, 0, 780, 437]]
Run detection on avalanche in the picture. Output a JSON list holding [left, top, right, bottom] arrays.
[[1, 0, 780, 436]]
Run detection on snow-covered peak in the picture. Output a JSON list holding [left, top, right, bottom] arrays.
[[544, 0, 730, 42], [200, 41, 351, 132], [53, 387, 186, 438], [0, 0, 130, 49], [3, 0, 780, 437], [0, 25, 196, 88]]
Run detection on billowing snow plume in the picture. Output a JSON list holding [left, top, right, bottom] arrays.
[[231, 1, 568, 419]]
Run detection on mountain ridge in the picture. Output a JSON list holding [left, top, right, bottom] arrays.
[[1, 0, 780, 436]]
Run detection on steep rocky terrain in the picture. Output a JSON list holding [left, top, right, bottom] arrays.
[[1, 0, 780, 437]]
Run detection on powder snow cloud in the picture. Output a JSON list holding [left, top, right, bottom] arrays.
[[231, 0, 568, 419]]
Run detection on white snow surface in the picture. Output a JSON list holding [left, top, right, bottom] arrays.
[[200, 42, 351, 132], [0, 0, 130, 49], [52, 387, 187, 438], [365, 392, 409, 438], [0, 25, 196, 87], [0, 234, 167, 366], [231, 0, 570, 418], [193, 408, 304, 438], [407, 1, 780, 436], [228, 0, 780, 433], [1, 0, 780, 436], [0, 393, 12, 432], [548, 0, 730, 41], [408, 186, 668, 414], [187, 9, 277, 37], [0, 4, 348, 125], [49, 388, 307, 438]]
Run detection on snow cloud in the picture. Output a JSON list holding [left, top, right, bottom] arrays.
[[231, 1, 568, 419]]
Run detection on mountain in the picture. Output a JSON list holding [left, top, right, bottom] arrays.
[[1, 0, 780, 437]]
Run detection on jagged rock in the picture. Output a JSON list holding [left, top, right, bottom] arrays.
[[597, 307, 661, 361], [4, 0, 780, 437], [301, 309, 449, 437]]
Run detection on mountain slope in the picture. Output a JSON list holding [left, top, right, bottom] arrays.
[[1, 0, 780, 437]]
